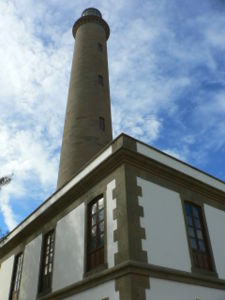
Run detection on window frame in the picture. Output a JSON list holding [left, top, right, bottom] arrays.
[[183, 200, 217, 276], [99, 117, 105, 131], [98, 74, 104, 86], [86, 195, 106, 272], [38, 229, 55, 296], [97, 42, 103, 52], [9, 252, 24, 300]]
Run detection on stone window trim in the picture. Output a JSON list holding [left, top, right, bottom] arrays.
[[181, 196, 218, 277], [9, 252, 24, 300], [38, 229, 55, 296]]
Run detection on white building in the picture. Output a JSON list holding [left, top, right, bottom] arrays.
[[1, 134, 225, 299]]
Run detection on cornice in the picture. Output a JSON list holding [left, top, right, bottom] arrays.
[[1, 134, 225, 259], [72, 15, 110, 40], [121, 148, 225, 206], [1, 137, 225, 259], [37, 260, 225, 299]]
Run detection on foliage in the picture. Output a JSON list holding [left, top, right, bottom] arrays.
[[0, 175, 12, 188], [0, 174, 13, 242]]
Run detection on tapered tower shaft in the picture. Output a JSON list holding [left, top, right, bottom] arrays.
[[57, 8, 112, 189]]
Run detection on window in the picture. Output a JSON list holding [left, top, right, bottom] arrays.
[[99, 117, 105, 131], [98, 42, 103, 52], [184, 202, 213, 271], [39, 230, 55, 294], [87, 196, 105, 271], [98, 75, 104, 86], [9, 252, 23, 300]]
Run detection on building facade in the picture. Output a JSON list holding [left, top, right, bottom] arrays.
[[1, 8, 225, 300], [1, 134, 225, 300]]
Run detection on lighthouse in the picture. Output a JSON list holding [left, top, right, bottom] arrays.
[[57, 8, 112, 189]]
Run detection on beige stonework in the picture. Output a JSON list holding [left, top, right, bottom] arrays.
[[57, 11, 112, 189]]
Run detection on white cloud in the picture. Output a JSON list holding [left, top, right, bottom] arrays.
[[145, 118, 162, 142], [0, 0, 72, 230], [0, 187, 17, 231]]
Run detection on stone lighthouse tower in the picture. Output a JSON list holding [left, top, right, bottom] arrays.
[[57, 8, 112, 189]]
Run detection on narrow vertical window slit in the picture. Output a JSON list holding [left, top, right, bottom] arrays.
[[99, 117, 105, 131], [98, 75, 104, 86], [98, 42, 103, 52]]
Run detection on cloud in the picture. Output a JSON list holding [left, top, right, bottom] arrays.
[[0, 187, 17, 231], [0, 0, 225, 231], [0, 0, 72, 230]]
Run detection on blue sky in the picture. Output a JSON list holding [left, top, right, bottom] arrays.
[[0, 0, 225, 233]]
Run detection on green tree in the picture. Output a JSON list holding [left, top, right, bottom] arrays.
[[0, 175, 12, 188], [0, 175, 12, 242]]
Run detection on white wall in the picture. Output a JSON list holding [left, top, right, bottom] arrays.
[[52, 203, 85, 291], [205, 204, 225, 279], [64, 280, 119, 300], [5, 146, 112, 246], [137, 177, 191, 271], [19, 234, 42, 300], [106, 179, 118, 268], [0, 255, 14, 299], [137, 142, 225, 193], [147, 278, 225, 300]]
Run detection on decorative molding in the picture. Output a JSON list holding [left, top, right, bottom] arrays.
[[37, 260, 225, 300], [125, 165, 148, 263], [115, 163, 149, 300], [73, 15, 110, 40], [106, 180, 118, 268]]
